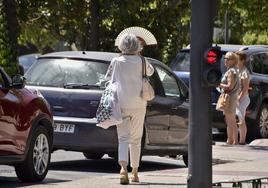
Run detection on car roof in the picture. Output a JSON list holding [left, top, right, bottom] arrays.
[[38, 51, 164, 67], [216, 44, 245, 52], [218, 44, 268, 53], [39, 51, 120, 62], [182, 44, 268, 54]]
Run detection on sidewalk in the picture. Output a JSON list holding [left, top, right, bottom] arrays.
[[211, 139, 268, 187], [34, 139, 268, 188], [138, 139, 268, 187]]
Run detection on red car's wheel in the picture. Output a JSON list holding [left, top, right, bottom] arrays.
[[15, 126, 51, 182]]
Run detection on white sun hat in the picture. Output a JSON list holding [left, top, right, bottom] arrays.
[[115, 26, 157, 46]]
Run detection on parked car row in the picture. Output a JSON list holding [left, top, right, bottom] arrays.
[[2, 45, 267, 182], [170, 44, 268, 140], [1, 51, 189, 182]]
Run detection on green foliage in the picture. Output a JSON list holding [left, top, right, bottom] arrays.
[[215, 0, 268, 44], [14, 0, 268, 66], [16, 0, 191, 64], [19, 22, 58, 52], [98, 0, 191, 63], [243, 32, 268, 45], [0, 0, 19, 76]]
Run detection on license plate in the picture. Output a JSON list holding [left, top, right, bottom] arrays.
[[53, 123, 75, 133]]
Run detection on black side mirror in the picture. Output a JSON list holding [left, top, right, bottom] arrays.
[[11, 74, 25, 89]]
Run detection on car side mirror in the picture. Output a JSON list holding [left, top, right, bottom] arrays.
[[100, 80, 109, 88], [12, 74, 26, 89]]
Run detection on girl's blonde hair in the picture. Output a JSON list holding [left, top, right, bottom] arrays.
[[236, 51, 248, 66]]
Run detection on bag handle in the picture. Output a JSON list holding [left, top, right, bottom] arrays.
[[141, 56, 147, 78]]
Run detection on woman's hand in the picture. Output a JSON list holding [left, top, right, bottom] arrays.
[[219, 83, 227, 91]]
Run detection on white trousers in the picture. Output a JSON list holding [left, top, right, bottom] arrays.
[[116, 108, 146, 168], [236, 95, 250, 123]]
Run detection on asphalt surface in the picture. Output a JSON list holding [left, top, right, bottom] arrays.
[[0, 138, 268, 188]]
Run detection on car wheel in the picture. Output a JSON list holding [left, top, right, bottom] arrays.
[[83, 152, 104, 159], [257, 104, 268, 138], [15, 126, 51, 182], [182, 154, 188, 167]]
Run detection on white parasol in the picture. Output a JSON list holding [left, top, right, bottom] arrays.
[[115, 26, 157, 46]]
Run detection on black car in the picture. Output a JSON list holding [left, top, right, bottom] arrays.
[[170, 45, 268, 140], [25, 51, 189, 165]]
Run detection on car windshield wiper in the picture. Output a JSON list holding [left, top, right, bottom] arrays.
[[63, 83, 101, 89]]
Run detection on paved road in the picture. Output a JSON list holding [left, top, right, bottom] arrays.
[[0, 151, 187, 188], [1, 138, 268, 188]]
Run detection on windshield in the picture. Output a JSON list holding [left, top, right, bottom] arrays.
[[25, 58, 109, 87], [171, 50, 227, 73]]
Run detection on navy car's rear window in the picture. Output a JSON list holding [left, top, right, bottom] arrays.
[[25, 58, 109, 87]]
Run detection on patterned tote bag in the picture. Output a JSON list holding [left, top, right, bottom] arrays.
[[96, 59, 122, 129]]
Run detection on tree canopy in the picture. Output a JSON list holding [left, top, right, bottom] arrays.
[[16, 0, 191, 63], [1, 0, 268, 68], [216, 0, 268, 44]]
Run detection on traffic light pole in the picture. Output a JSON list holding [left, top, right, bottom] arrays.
[[188, 0, 217, 187]]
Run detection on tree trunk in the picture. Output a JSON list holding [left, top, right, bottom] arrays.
[[0, 0, 19, 75], [90, 0, 100, 50], [4, 0, 19, 60]]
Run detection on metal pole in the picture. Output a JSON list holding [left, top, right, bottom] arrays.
[[224, 11, 229, 44], [188, 0, 216, 187]]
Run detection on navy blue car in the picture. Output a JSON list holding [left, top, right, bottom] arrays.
[[25, 51, 189, 165], [170, 45, 268, 140]]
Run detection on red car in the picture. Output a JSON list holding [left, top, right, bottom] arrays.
[[0, 67, 53, 182]]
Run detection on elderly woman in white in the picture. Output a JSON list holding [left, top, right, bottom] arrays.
[[105, 34, 154, 184]]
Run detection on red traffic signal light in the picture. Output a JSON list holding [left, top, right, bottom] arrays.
[[207, 51, 217, 64], [205, 47, 222, 65], [202, 46, 222, 87]]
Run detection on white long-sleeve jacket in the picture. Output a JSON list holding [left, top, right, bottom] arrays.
[[105, 55, 154, 109]]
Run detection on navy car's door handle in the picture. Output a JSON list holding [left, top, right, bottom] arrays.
[[53, 106, 64, 112]]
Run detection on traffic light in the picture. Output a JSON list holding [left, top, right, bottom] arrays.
[[202, 46, 222, 87]]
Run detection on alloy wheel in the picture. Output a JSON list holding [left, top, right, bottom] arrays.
[[259, 107, 268, 138], [33, 134, 50, 175]]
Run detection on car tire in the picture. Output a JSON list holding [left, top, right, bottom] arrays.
[[15, 126, 51, 182], [182, 154, 188, 167], [83, 152, 104, 160], [255, 103, 268, 138]]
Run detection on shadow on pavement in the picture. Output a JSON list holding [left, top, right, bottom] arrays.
[[248, 145, 268, 151], [213, 133, 226, 142], [0, 177, 70, 188], [49, 158, 185, 174], [135, 182, 186, 186]]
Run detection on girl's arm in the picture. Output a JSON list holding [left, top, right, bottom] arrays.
[[238, 77, 250, 101]]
